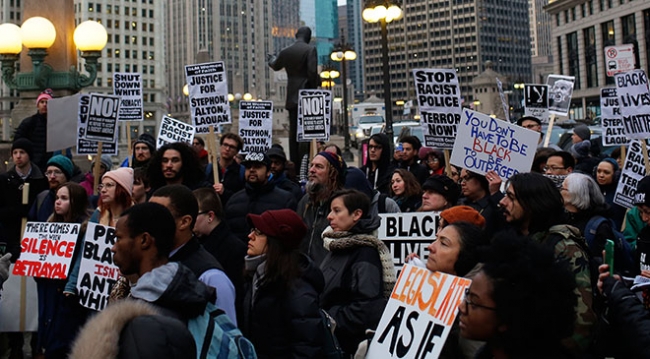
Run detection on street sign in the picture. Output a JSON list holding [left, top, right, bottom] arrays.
[[605, 44, 636, 77]]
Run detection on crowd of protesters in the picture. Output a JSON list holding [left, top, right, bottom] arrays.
[[0, 111, 650, 359]]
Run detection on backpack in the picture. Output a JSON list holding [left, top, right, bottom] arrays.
[[320, 309, 344, 359], [187, 302, 257, 359], [584, 215, 635, 276]]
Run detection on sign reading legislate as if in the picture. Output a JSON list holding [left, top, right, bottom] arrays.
[[367, 264, 471, 358], [238, 101, 273, 154], [77, 223, 120, 311], [185, 62, 231, 134], [12, 222, 80, 279], [413, 69, 461, 150], [450, 110, 538, 180]]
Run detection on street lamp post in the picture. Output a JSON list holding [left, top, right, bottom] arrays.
[[320, 64, 340, 91], [330, 37, 356, 162], [363, 1, 403, 153]]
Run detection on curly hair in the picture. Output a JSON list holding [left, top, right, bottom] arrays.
[[477, 233, 577, 356], [147, 142, 205, 189]]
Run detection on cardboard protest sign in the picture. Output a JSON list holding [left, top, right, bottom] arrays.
[[378, 213, 437, 272], [614, 139, 650, 209], [615, 69, 650, 140], [238, 101, 273, 154], [157, 115, 195, 148], [413, 69, 462, 149], [76, 94, 118, 155], [367, 264, 471, 358], [113, 72, 143, 121], [83, 94, 121, 143], [605, 44, 636, 77], [547, 75, 575, 116], [449, 110, 538, 179], [297, 89, 332, 142], [496, 77, 509, 120], [77, 223, 120, 311], [524, 84, 550, 123], [600, 88, 631, 147], [12, 222, 80, 279], [185, 62, 231, 134]]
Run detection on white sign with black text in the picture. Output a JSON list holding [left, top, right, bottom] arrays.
[[615, 69, 650, 140], [157, 116, 195, 148], [113, 72, 143, 121], [238, 101, 273, 154], [76, 94, 118, 155], [600, 88, 631, 147], [524, 84, 550, 123], [185, 62, 231, 134], [84, 94, 121, 143], [297, 89, 332, 142]]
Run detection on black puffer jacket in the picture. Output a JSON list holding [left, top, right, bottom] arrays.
[[225, 181, 297, 242], [14, 112, 51, 171], [241, 254, 325, 358]]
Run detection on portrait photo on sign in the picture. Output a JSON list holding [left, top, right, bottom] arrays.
[[546, 75, 575, 115]]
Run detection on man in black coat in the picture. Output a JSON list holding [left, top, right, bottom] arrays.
[[14, 89, 54, 171], [267, 145, 303, 201], [224, 153, 297, 242], [267, 26, 319, 165], [360, 133, 395, 195]]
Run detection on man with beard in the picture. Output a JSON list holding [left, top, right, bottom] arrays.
[[120, 133, 156, 169], [29, 155, 75, 222], [497, 172, 595, 355], [297, 151, 346, 265], [208, 133, 245, 205], [224, 152, 297, 242], [148, 142, 210, 193], [266, 145, 303, 201], [360, 133, 394, 195]]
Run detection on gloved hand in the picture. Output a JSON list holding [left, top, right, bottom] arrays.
[[0, 253, 12, 287]]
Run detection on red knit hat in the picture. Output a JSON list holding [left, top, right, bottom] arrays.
[[440, 205, 486, 228], [246, 209, 307, 249]]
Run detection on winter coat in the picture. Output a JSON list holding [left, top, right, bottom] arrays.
[[624, 206, 644, 251], [399, 160, 429, 185], [207, 160, 245, 205], [69, 299, 196, 359], [297, 195, 330, 266], [225, 181, 297, 242], [270, 172, 304, 202], [393, 194, 422, 213], [242, 254, 325, 358], [360, 133, 395, 195], [319, 218, 396, 355], [598, 178, 625, 231], [565, 206, 615, 260], [461, 191, 505, 238], [14, 112, 52, 171]]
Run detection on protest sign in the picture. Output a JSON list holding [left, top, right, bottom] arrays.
[[449, 110, 538, 179], [77, 223, 120, 311], [547, 75, 575, 116], [297, 89, 332, 141], [413, 69, 462, 149], [76, 94, 118, 155], [614, 139, 650, 208], [605, 44, 636, 77], [378, 213, 437, 272], [496, 77, 509, 120], [367, 264, 471, 358], [185, 62, 231, 134], [47, 94, 79, 152], [600, 88, 631, 147], [238, 101, 273, 154], [157, 115, 195, 148], [113, 72, 143, 121], [12, 222, 80, 279], [615, 69, 650, 140], [524, 84, 550, 123], [83, 94, 121, 143]]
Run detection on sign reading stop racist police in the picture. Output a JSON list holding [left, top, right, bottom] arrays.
[[601, 88, 631, 147], [616, 69, 650, 140], [77, 223, 120, 311], [367, 264, 471, 358], [413, 69, 461, 150], [185, 62, 231, 134], [378, 213, 438, 272], [297, 89, 332, 141], [12, 222, 80, 279], [157, 115, 195, 148], [84, 94, 121, 143], [450, 110, 538, 180], [614, 139, 650, 209], [238, 101, 273, 154], [76, 94, 118, 155], [113, 72, 143, 121]]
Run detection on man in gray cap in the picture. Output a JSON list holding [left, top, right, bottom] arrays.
[[572, 124, 591, 144]]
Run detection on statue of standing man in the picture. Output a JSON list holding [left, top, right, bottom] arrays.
[[267, 26, 319, 165]]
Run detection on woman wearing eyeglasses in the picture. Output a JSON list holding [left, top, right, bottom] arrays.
[[459, 234, 577, 359], [241, 209, 325, 358]]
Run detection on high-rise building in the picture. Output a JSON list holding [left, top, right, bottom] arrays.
[[272, 0, 301, 52], [530, 0, 554, 83], [300, 0, 338, 65], [342, 0, 365, 102], [363, 0, 532, 119]]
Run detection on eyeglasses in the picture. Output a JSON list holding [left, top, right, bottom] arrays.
[[463, 288, 497, 312], [368, 144, 382, 151], [221, 142, 238, 151], [249, 227, 263, 236], [98, 182, 116, 190], [543, 165, 566, 172], [44, 170, 64, 177], [197, 211, 210, 216]]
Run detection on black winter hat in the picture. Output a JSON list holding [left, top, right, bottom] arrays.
[[133, 133, 156, 153], [11, 138, 34, 161]]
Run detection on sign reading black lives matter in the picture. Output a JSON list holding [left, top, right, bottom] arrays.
[[113, 72, 143, 121], [185, 62, 231, 134], [413, 69, 461, 150], [614, 139, 650, 209], [601, 88, 631, 147], [238, 101, 273, 154], [297, 89, 332, 142], [76, 94, 118, 155], [378, 213, 437, 273], [83, 94, 121, 143], [157, 116, 195, 148], [524, 84, 550, 123], [77, 223, 120, 311], [615, 69, 650, 140]]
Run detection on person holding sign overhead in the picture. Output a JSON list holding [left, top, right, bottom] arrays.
[[320, 189, 396, 355]]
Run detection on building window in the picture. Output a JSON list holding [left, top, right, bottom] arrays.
[[107, 4, 112, 14], [88, 2, 94, 12], [622, 14, 640, 73], [567, 32, 581, 89], [557, 36, 564, 73], [581, 3, 586, 18], [96, 4, 101, 12], [588, 0, 593, 14], [564, 10, 569, 24], [601, 21, 615, 85], [107, 63, 112, 72], [584, 27, 598, 88]]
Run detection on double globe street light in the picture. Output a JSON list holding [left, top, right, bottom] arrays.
[[330, 39, 356, 162]]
